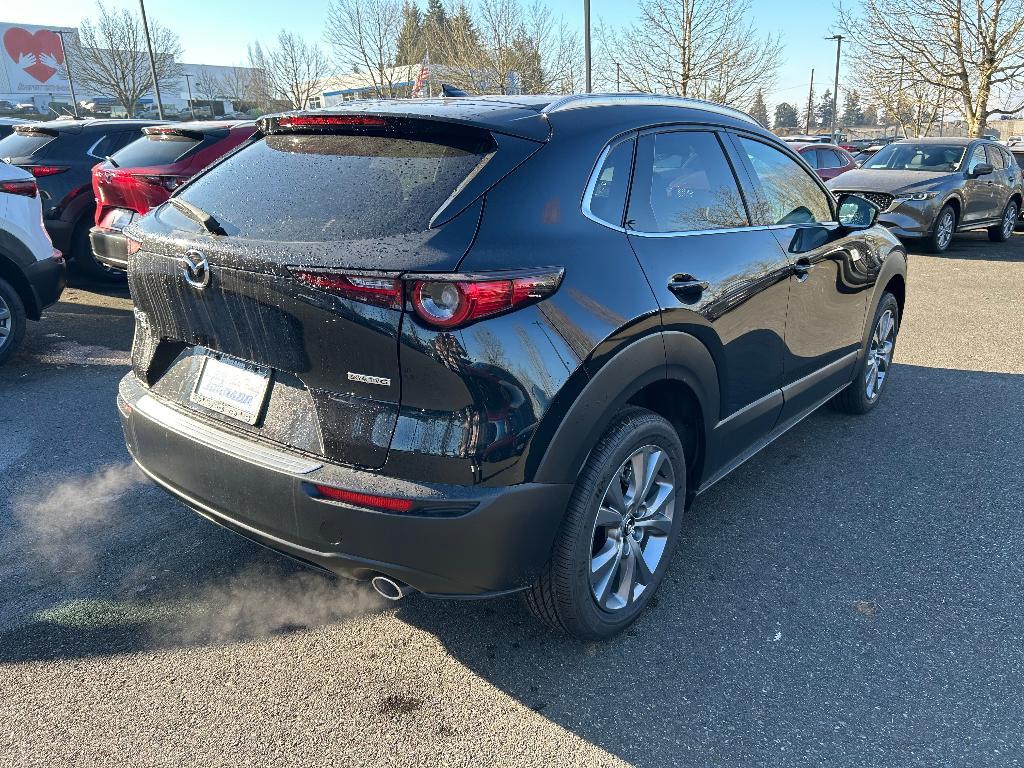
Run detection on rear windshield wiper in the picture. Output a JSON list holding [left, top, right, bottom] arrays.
[[168, 197, 226, 236]]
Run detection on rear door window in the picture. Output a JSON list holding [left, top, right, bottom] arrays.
[[112, 134, 206, 167], [0, 130, 55, 159], [817, 149, 845, 169], [177, 130, 493, 241], [626, 130, 749, 233], [985, 144, 1007, 169], [736, 136, 833, 225]]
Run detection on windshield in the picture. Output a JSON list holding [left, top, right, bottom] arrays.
[[863, 143, 966, 172]]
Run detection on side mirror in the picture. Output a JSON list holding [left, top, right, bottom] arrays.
[[836, 193, 879, 230], [971, 162, 994, 178]]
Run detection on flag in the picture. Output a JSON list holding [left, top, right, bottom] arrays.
[[411, 53, 430, 98]]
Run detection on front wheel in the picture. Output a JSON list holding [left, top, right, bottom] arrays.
[[524, 407, 685, 640], [988, 199, 1018, 242], [924, 204, 956, 253], [831, 292, 900, 415]]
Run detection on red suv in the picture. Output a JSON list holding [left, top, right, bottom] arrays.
[[90, 120, 255, 272], [791, 142, 857, 181]]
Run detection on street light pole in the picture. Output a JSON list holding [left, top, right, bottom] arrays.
[[183, 73, 196, 119], [50, 30, 79, 118], [584, 0, 592, 93], [614, 62, 621, 93], [826, 34, 843, 141], [138, 0, 164, 119], [805, 69, 815, 135]]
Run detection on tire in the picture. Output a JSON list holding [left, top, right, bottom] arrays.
[[0, 276, 27, 366], [924, 204, 956, 253], [71, 217, 126, 283], [524, 407, 686, 640], [988, 199, 1018, 242], [830, 292, 900, 415]]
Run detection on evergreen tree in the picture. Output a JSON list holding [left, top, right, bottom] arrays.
[[424, 0, 449, 55], [749, 89, 769, 127], [774, 101, 799, 128], [862, 104, 879, 126], [815, 88, 834, 130], [395, 2, 425, 66], [841, 89, 864, 127]]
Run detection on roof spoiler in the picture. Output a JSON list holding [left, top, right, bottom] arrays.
[[143, 126, 210, 140], [14, 125, 58, 137]]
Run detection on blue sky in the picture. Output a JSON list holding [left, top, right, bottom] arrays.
[[3, 0, 845, 108]]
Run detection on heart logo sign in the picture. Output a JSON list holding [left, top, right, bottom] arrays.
[[3, 27, 64, 83]]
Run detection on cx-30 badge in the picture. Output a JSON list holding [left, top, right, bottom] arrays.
[[180, 250, 210, 290]]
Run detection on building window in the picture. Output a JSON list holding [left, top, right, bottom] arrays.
[[308, 97, 322, 109]]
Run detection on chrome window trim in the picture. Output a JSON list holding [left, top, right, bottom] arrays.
[[85, 134, 108, 159]]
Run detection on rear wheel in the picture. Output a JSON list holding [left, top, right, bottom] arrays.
[[924, 204, 956, 253], [831, 292, 900, 414], [988, 199, 1018, 242], [71, 217, 126, 283], [0, 277, 27, 365], [524, 407, 685, 640]]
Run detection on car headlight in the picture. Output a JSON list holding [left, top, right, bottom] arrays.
[[893, 191, 939, 201]]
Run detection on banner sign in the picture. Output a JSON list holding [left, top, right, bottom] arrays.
[[1, 23, 75, 95]]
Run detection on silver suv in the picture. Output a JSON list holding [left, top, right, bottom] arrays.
[[827, 137, 1022, 252]]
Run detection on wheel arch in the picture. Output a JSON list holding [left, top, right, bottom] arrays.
[[0, 248, 40, 320]]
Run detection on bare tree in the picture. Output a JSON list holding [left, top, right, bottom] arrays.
[[433, 0, 582, 95], [197, 65, 255, 104], [839, 0, 1024, 136], [325, 0, 414, 97], [69, 1, 181, 114], [595, 0, 782, 107], [852, 54, 949, 137], [248, 31, 330, 110]]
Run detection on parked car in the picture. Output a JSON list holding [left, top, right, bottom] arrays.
[[828, 137, 1022, 253], [791, 141, 858, 180], [851, 145, 884, 165], [1011, 147, 1024, 228], [0, 161, 66, 364], [0, 119, 165, 281], [117, 94, 907, 640], [0, 117, 31, 140], [782, 134, 835, 144], [90, 121, 256, 272]]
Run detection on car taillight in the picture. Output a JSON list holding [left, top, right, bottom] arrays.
[[291, 270, 403, 309], [25, 165, 68, 177], [276, 115, 387, 129], [125, 235, 142, 256], [311, 484, 414, 512], [409, 270, 564, 329], [136, 174, 188, 191], [0, 179, 37, 197]]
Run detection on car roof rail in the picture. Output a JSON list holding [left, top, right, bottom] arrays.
[[543, 93, 760, 126]]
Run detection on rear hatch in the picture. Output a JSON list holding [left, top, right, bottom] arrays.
[[127, 113, 540, 469]]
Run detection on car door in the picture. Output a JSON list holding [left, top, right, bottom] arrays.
[[963, 143, 998, 222], [727, 132, 874, 423], [622, 127, 792, 461], [986, 143, 1015, 213]]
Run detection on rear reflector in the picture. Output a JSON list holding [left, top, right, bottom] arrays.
[[312, 485, 414, 512], [125, 235, 142, 256], [0, 179, 37, 198]]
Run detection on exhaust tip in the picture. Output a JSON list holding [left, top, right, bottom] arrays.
[[371, 575, 412, 601]]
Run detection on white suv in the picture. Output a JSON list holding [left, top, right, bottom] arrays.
[[0, 161, 65, 364]]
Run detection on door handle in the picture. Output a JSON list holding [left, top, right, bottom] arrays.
[[792, 258, 812, 281], [668, 275, 709, 302]]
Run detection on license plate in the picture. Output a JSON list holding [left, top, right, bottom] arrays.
[[190, 354, 271, 424]]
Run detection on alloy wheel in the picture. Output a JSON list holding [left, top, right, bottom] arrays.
[[864, 308, 896, 400], [0, 293, 11, 351], [590, 445, 676, 611], [1004, 203, 1018, 238], [936, 210, 955, 250]]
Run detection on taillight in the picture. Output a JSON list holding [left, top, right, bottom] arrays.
[[125, 235, 142, 256], [291, 270, 403, 309], [410, 270, 564, 329], [0, 179, 37, 198], [25, 165, 68, 177], [136, 174, 188, 191], [276, 115, 387, 129], [312, 484, 414, 512]]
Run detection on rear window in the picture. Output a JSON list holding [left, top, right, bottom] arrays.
[[1014, 151, 1024, 170], [112, 134, 206, 167], [0, 131, 54, 160], [177, 130, 492, 241]]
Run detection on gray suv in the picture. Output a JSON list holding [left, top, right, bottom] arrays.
[[827, 137, 1022, 252]]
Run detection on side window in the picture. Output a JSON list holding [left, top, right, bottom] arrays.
[[818, 149, 844, 169], [737, 136, 833, 225], [626, 130, 748, 233], [88, 131, 135, 158], [802, 150, 819, 169], [986, 144, 1007, 170], [586, 138, 634, 227], [966, 145, 987, 173]]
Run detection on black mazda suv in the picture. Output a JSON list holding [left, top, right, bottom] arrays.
[[117, 95, 908, 640]]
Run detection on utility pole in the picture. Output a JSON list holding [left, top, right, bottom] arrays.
[[614, 62, 621, 93], [50, 30, 79, 118], [826, 34, 843, 140], [138, 0, 164, 119], [584, 0, 592, 93], [183, 73, 196, 119], [938, 54, 947, 137], [805, 69, 815, 135], [896, 55, 905, 139]]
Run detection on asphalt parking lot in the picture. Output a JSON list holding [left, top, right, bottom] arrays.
[[2, 233, 1023, 767]]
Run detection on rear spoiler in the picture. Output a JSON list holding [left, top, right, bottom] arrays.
[[143, 126, 214, 140], [14, 125, 58, 137]]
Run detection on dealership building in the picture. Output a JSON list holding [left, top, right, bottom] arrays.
[[0, 21, 256, 116]]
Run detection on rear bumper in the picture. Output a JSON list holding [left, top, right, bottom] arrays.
[[117, 374, 572, 597], [89, 227, 128, 272], [23, 251, 66, 318]]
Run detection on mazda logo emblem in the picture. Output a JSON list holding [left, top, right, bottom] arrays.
[[180, 250, 210, 290]]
